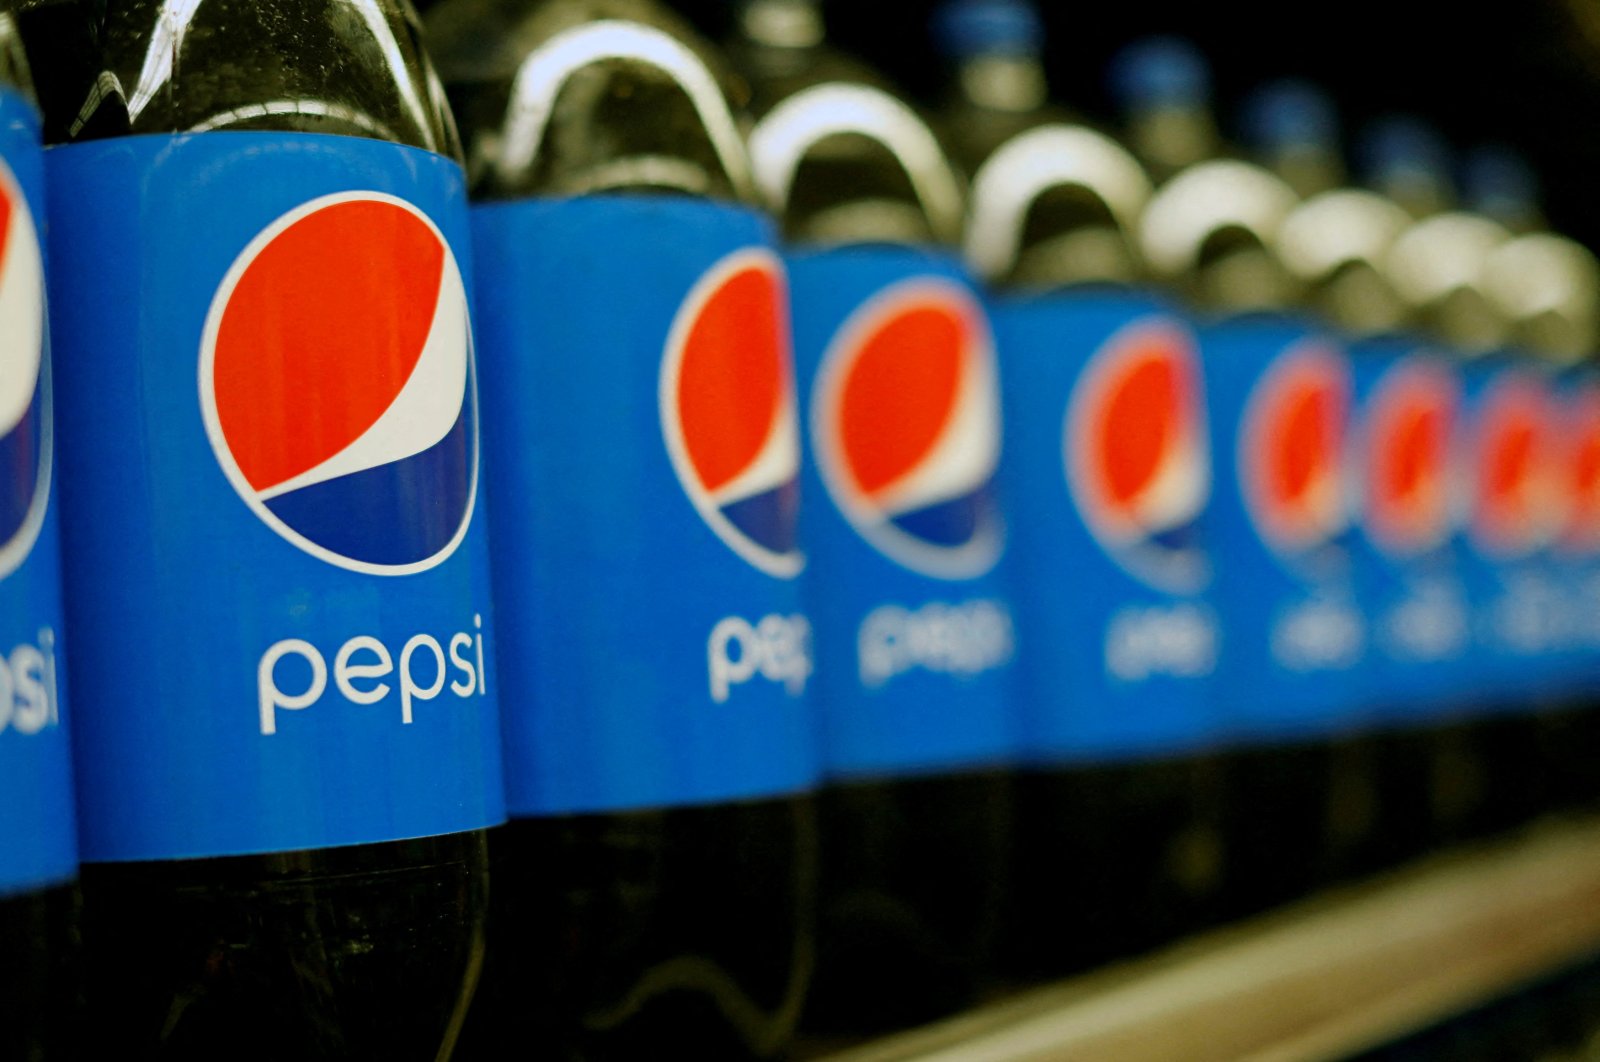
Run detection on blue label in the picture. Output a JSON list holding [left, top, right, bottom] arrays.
[[472, 195, 817, 815], [0, 88, 76, 895], [990, 289, 1218, 763], [1201, 315, 1367, 741], [1454, 353, 1566, 709], [1553, 367, 1600, 695], [47, 132, 505, 861], [786, 246, 1016, 778], [1346, 338, 1473, 724]]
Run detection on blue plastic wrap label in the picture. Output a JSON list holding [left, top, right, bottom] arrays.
[[1555, 370, 1600, 691], [1347, 341, 1472, 719], [1456, 356, 1566, 705], [472, 196, 817, 815], [0, 88, 76, 894], [47, 133, 505, 861], [1202, 316, 1366, 739], [990, 290, 1218, 763], [786, 246, 1016, 779]]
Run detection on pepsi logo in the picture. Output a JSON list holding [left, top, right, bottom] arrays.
[[1470, 373, 1560, 557], [1065, 318, 1209, 592], [1561, 386, 1600, 554], [660, 248, 803, 578], [1239, 341, 1351, 557], [1360, 359, 1458, 557], [810, 278, 1003, 580], [199, 192, 477, 575], [0, 156, 49, 582]]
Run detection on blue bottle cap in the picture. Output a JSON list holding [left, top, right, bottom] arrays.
[[1238, 79, 1338, 152], [931, 0, 1044, 60], [1358, 116, 1450, 187], [1461, 144, 1539, 218], [1108, 37, 1210, 110]]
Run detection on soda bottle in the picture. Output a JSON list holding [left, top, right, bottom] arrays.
[[424, 1, 819, 1055], [1120, 40, 1374, 918], [1380, 124, 1526, 847], [22, 2, 505, 1057], [733, 0, 1019, 1032], [1268, 112, 1450, 879], [1470, 147, 1600, 823], [0, 6, 80, 1060], [934, 2, 1225, 975]]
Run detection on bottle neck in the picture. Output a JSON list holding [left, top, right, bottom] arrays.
[[956, 53, 1046, 114], [1128, 103, 1216, 180], [739, 0, 824, 50], [1262, 144, 1343, 200]]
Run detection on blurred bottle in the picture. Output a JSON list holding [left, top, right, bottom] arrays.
[[937, 4, 1227, 976], [0, 7, 79, 1060], [1235, 76, 1401, 889], [734, 0, 1019, 1033], [426, 1, 819, 1056], [1380, 123, 1528, 847], [23, 1, 503, 1057], [1123, 42, 1370, 919], [1273, 116, 1459, 879], [1472, 147, 1600, 822]]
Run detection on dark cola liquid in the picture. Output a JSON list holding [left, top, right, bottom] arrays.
[[455, 797, 817, 1061], [1005, 756, 1225, 979], [801, 771, 1010, 1033], [78, 834, 487, 1061], [0, 884, 80, 1062]]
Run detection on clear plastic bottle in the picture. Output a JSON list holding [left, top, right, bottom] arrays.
[[0, 5, 80, 1059], [426, 0, 819, 1056], [22, 2, 502, 1057], [734, 0, 1019, 1033], [1120, 40, 1379, 920], [935, 1, 1231, 974]]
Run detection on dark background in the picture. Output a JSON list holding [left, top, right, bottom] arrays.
[[649, 0, 1600, 250]]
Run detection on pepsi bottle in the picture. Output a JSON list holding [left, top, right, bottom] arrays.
[[1470, 149, 1600, 825], [22, 2, 505, 1057], [424, 1, 819, 1056], [733, 0, 1019, 1032], [0, 7, 80, 1060], [1119, 40, 1375, 919], [933, 2, 1228, 975], [1379, 126, 1524, 847], [1266, 111, 1446, 880], [1238, 83, 1414, 885]]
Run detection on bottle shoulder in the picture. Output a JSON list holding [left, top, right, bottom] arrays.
[[28, 0, 462, 156], [429, 0, 752, 202]]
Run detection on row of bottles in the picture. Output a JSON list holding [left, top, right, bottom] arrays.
[[1, 0, 1595, 1058]]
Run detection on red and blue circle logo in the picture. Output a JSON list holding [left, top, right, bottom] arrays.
[[1470, 373, 1559, 558], [199, 192, 477, 575], [1560, 385, 1600, 555], [1239, 341, 1352, 561], [1066, 318, 1209, 592], [660, 248, 802, 578], [0, 156, 49, 582], [1360, 358, 1457, 558], [810, 278, 1003, 580]]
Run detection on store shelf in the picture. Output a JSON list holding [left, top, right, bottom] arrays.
[[822, 816, 1600, 1062]]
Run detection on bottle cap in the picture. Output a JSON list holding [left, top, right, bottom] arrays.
[[1108, 37, 1210, 110], [1239, 79, 1337, 151], [931, 0, 1043, 60]]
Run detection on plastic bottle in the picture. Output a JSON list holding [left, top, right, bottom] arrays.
[[1120, 40, 1373, 918], [23, 2, 504, 1056], [936, 2, 1229, 973], [0, 6, 79, 1058], [425, 0, 819, 1055], [734, 0, 1019, 1031]]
